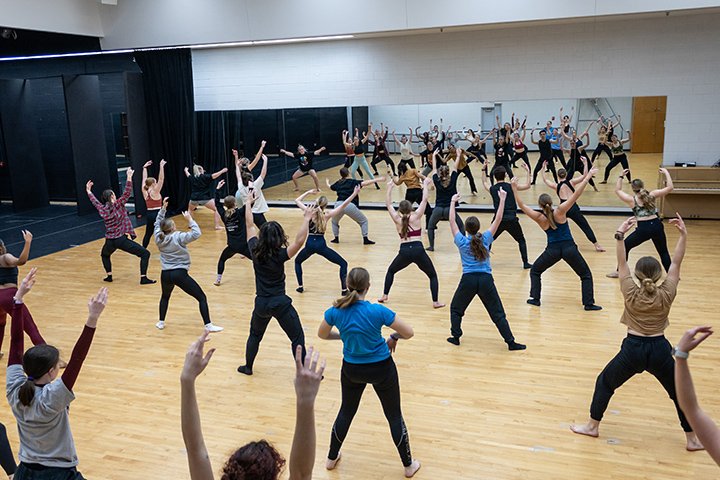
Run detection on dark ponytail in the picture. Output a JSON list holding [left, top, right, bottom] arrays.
[[397, 200, 412, 239], [631, 179, 656, 211], [334, 267, 370, 309], [464, 216, 489, 261], [20, 344, 60, 407], [538, 194, 557, 230]]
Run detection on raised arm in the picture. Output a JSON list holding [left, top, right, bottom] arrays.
[[361, 130, 369, 144], [666, 214, 687, 283], [85, 180, 103, 211], [287, 207, 312, 258], [650, 167, 674, 198], [480, 167, 491, 193], [570, 157, 589, 186], [614, 171, 634, 204], [519, 128, 526, 143], [360, 176, 385, 188], [412, 177, 432, 220], [621, 130, 631, 144], [156, 159, 167, 192], [247, 140, 266, 171], [177, 211, 202, 245], [214, 180, 226, 215], [245, 192, 258, 241], [511, 178, 545, 224], [210, 167, 228, 180], [615, 217, 636, 278], [313, 146, 326, 156], [327, 186, 360, 219], [516, 162, 532, 191], [280, 148, 296, 158], [449, 193, 461, 237], [5, 230, 33, 266], [184, 166, 191, 178], [674, 326, 720, 465], [258, 154, 268, 181], [488, 188, 507, 236], [556, 167, 597, 215], [142, 160, 151, 199], [116, 168, 135, 205], [155, 199, 169, 240], [385, 180, 401, 223], [294, 190, 314, 211], [541, 164, 557, 189], [181, 331, 216, 480], [289, 345, 324, 480], [8, 269, 36, 366], [341, 130, 351, 147]]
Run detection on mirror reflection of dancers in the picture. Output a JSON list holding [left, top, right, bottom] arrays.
[[444, 143, 479, 196], [237, 193, 311, 376], [319, 267, 421, 478], [342, 128, 377, 185], [342, 130, 363, 178], [492, 129, 513, 184], [293, 186, 360, 295], [86, 168, 155, 284], [280, 144, 325, 192], [154, 199, 223, 332], [184, 164, 227, 230], [510, 128, 531, 171], [465, 128, 492, 167], [606, 168, 674, 278], [393, 128, 418, 170], [426, 150, 466, 252], [512, 167, 602, 310], [326, 168, 384, 245], [530, 128, 558, 184], [447, 191, 526, 350], [235, 147, 269, 228], [369, 123, 396, 175], [591, 115, 621, 166], [600, 130, 632, 183], [141, 159, 166, 248], [213, 180, 250, 287], [542, 158, 605, 252], [481, 164, 533, 269], [379, 177, 444, 309], [571, 215, 704, 452]]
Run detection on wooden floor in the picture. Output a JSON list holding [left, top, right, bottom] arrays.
[[2, 204, 719, 479], [264, 153, 662, 209]]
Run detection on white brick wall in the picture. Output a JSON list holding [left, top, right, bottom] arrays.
[[193, 12, 720, 165]]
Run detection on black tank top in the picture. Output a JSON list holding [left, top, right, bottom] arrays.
[[0, 265, 19, 284], [556, 179, 575, 202]]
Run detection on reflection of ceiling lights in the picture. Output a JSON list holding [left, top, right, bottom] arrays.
[[1, 28, 18, 40]]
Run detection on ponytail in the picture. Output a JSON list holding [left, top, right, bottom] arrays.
[[223, 196, 237, 220], [470, 232, 489, 261], [397, 200, 413, 239], [538, 194, 557, 230], [438, 164, 451, 188], [19, 344, 60, 406], [333, 290, 362, 309], [333, 267, 370, 309], [18, 380, 37, 407], [157, 218, 174, 242], [637, 189, 656, 211]]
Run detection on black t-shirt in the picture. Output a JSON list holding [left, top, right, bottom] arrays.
[[420, 149, 434, 167], [490, 182, 517, 221], [353, 144, 365, 155], [538, 138, 552, 158], [248, 236, 289, 297], [433, 171, 459, 208], [494, 143, 509, 163], [216, 199, 248, 248], [331, 178, 362, 206], [297, 151, 315, 172], [189, 174, 214, 201]]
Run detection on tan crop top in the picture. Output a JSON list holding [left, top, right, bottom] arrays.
[[395, 169, 422, 189], [619, 274, 677, 335]]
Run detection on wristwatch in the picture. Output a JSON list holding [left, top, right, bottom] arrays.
[[390, 333, 400, 341], [672, 347, 689, 359]]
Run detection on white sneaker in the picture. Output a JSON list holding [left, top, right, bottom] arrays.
[[205, 323, 224, 332], [155, 321, 165, 330], [214, 275, 222, 286]]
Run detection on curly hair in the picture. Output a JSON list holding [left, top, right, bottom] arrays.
[[221, 440, 286, 480]]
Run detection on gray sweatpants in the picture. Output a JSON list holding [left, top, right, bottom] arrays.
[[331, 201, 369, 238], [427, 206, 465, 249]]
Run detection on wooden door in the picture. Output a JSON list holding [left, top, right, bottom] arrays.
[[631, 96, 666, 153]]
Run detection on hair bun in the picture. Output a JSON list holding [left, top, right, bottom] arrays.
[[641, 278, 657, 293]]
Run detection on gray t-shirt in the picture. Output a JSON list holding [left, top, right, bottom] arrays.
[[154, 208, 201, 270], [6, 364, 78, 467]]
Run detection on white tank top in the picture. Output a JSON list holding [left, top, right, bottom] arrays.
[[400, 141, 413, 160]]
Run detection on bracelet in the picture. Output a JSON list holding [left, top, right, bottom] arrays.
[[614, 231, 624, 240], [672, 347, 689, 359], [390, 333, 400, 341]]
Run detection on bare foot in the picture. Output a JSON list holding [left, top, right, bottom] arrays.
[[606, 271, 619, 279], [404, 460, 421, 478], [432, 301, 446, 309], [595, 244, 606, 252], [378, 295, 389, 303], [326, 452, 342, 470], [215, 225, 224, 230], [686, 433, 705, 451], [570, 420, 599, 438]]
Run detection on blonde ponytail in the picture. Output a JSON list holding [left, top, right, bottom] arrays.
[[538, 194, 557, 230]]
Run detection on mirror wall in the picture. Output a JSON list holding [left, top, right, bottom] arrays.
[[210, 96, 666, 208]]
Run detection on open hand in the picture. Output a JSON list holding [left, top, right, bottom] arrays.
[[87, 287, 109, 321], [617, 216, 637, 234], [15, 267, 37, 301], [160, 159, 167, 168], [22, 230, 33, 242], [677, 326, 714, 353], [294, 345, 325, 404], [86, 180, 94, 192], [162, 197, 169, 209], [182, 210, 192, 221], [217, 179, 226, 190], [181, 330, 216, 381], [126, 167, 134, 180], [669, 213, 686, 235], [143, 160, 153, 168]]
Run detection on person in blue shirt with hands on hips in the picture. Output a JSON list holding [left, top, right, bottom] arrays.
[[318, 267, 421, 478]]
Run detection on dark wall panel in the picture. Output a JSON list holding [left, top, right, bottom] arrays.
[[351, 106, 369, 135], [0, 79, 49, 210], [317, 107, 347, 153], [125, 72, 150, 215], [63, 74, 113, 215]]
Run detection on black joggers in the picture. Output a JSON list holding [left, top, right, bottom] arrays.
[[625, 218, 672, 271], [244, 295, 306, 370], [450, 272, 516, 344], [101, 235, 150, 276], [493, 217, 529, 265], [383, 241, 439, 302], [530, 240, 595, 306]]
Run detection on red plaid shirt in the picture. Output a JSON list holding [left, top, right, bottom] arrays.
[[88, 181, 137, 239]]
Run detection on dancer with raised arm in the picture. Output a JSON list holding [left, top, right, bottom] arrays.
[[327, 167, 383, 245], [447, 191, 526, 350], [600, 131, 632, 183], [607, 168, 674, 278], [465, 128, 492, 166], [444, 144, 479, 196], [7, 269, 107, 480], [481, 164, 533, 269], [155, 199, 223, 332], [571, 215, 704, 452], [379, 177, 444, 308], [369, 123, 396, 175], [342, 127, 376, 184], [86, 168, 155, 284], [492, 129, 513, 183], [393, 128, 418, 170], [590, 117, 614, 166], [512, 167, 602, 310], [280, 144, 326, 192], [141, 159, 166, 248], [542, 158, 605, 252], [426, 149, 466, 251], [674, 326, 720, 465], [214, 180, 250, 286], [530, 128, 558, 184], [233, 141, 264, 181], [293, 186, 359, 295], [510, 128, 531, 171], [235, 149, 270, 228], [182, 331, 324, 480], [184, 164, 227, 230], [319, 267, 421, 478], [237, 193, 311, 375]]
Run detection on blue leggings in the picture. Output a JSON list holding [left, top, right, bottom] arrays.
[[294, 235, 348, 290]]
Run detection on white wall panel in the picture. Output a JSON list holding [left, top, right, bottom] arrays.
[[0, 0, 103, 36]]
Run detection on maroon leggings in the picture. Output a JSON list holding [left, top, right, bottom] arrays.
[[0, 288, 45, 353]]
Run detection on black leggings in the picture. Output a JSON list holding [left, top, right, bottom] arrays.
[[329, 357, 413, 467], [530, 240, 595, 306], [625, 218, 672, 271], [371, 153, 396, 175], [551, 149, 567, 168], [217, 243, 251, 275], [590, 334, 692, 432], [591, 143, 612, 163], [160, 268, 210, 325], [511, 151, 531, 170], [0, 423, 16, 476], [450, 272, 515, 343], [458, 165, 478, 193], [142, 209, 160, 248], [14, 463, 85, 479], [427, 207, 465, 249], [603, 154, 631, 182], [244, 295, 305, 370], [295, 235, 348, 290], [251, 212, 268, 228], [383, 241, 439, 301], [493, 217, 529, 264], [101, 236, 150, 276], [532, 155, 558, 184], [399, 158, 416, 170], [564, 203, 598, 244], [566, 152, 596, 188]]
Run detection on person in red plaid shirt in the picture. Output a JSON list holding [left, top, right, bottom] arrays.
[[86, 167, 156, 284]]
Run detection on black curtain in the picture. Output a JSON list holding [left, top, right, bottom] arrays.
[[134, 49, 195, 213], [196, 111, 231, 196]]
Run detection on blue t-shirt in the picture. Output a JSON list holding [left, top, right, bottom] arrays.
[[454, 231, 493, 274], [324, 300, 395, 364]]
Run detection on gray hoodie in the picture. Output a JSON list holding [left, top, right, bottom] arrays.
[[154, 208, 201, 270]]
